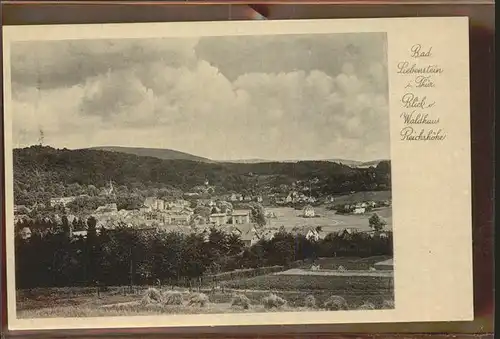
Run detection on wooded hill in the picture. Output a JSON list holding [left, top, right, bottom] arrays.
[[13, 146, 391, 206]]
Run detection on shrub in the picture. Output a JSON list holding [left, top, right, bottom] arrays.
[[163, 291, 183, 305], [262, 293, 287, 309], [141, 287, 163, 306], [358, 302, 376, 310], [323, 295, 348, 311], [187, 293, 209, 307], [304, 294, 316, 308], [382, 299, 395, 308], [231, 294, 251, 309]]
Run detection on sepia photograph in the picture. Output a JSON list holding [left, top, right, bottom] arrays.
[[9, 30, 393, 318], [3, 18, 474, 330]]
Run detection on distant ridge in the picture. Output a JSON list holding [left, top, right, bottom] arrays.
[[85, 146, 212, 163], [220, 158, 387, 167], [85, 146, 387, 167]]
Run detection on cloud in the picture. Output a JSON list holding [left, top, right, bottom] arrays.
[[10, 38, 199, 90], [195, 33, 387, 82], [11, 34, 389, 161]]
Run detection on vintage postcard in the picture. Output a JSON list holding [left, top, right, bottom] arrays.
[[3, 18, 473, 331]]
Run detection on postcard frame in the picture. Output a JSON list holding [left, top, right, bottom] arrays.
[[0, 2, 495, 338]]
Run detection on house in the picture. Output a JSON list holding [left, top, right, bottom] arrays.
[[95, 203, 118, 214], [257, 228, 278, 241], [230, 210, 251, 224], [219, 223, 258, 246], [168, 214, 191, 225], [71, 229, 102, 239], [170, 206, 194, 216], [50, 196, 77, 207], [235, 223, 258, 247], [339, 228, 359, 238], [379, 231, 390, 238], [294, 226, 321, 241], [157, 199, 165, 210], [144, 197, 168, 211], [144, 197, 158, 210], [353, 206, 366, 214], [209, 213, 228, 226], [302, 205, 315, 218], [305, 228, 321, 241], [255, 196, 263, 203], [72, 230, 88, 238]]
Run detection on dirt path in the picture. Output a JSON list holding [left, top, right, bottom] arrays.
[[275, 268, 393, 277]]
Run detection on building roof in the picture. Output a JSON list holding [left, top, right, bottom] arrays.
[[210, 213, 227, 217], [232, 209, 251, 216], [170, 214, 190, 219], [225, 223, 255, 241]]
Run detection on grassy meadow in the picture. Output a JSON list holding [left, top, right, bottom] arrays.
[[266, 206, 392, 234], [17, 255, 394, 318]]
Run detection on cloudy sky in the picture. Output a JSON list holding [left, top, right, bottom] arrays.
[[10, 33, 389, 162]]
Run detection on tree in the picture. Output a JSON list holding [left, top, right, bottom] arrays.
[[194, 206, 211, 219], [226, 233, 244, 256], [247, 202, 266, 227], [61, 215, 71, 237], [86, 216, 98, 284], [368, 213, 387, 232]]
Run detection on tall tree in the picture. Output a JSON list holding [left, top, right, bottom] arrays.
[[369, 213, 387, 232]]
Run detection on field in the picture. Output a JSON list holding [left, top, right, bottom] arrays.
[[266, 206, 392, 234], [325, 191, 392, 205], [298, 255, 392, 270], [221, 272, 393, 294], [17, 256, 394, 318]]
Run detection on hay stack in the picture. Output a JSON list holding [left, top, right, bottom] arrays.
[[163, 290, 184, 305], [304, 294, 317, 308], [231, 294, 251, 309], [141, 287, 163, 306], [262, 293, 287, 309], [358, 302, 376, 310], [187, 292, 209, 307], [323, 295, 348, 310]]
